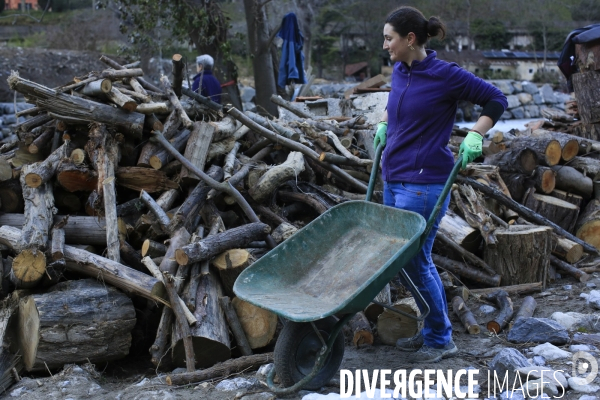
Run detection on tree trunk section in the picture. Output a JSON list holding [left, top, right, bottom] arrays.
[[575, 199, 600, 250], [211, 249, 255, 298], [484, 147, 538, 174], [529, 129, 582, 161], [179, 122, 215, 186], [243, 0, 279, 117], [172, 271, 230, 368], [376, 298, 421, 346], [483, 290, 513, 333], [552, 235, 584, 264], [115, 167, 178, 193], [551, 165, 593, 198], [451, 296, 480, 334], [175, 223, 271, 265], [18, 279, 136, 371], [363, 284, 391, 323], [438, 209, 481, 254], [484, 225, 552, 286], [347, 312, 374, 346], [572, 70, 600, 124], [56, 159, 98, 192], [522, 190, 580, 233], [232, 296, 277, 349]]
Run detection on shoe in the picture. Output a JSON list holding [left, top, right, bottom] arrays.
[[406, 339, 458, 363], [395, 332, 424, 352]]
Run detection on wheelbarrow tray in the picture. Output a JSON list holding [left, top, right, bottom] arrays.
[[233, 200, 426, 322]]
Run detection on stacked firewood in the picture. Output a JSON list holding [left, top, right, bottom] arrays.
[[0, 54, 382, 378], [2, 51, 600, 386]]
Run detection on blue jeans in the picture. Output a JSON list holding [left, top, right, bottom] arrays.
[[383, 181, 452, 349]]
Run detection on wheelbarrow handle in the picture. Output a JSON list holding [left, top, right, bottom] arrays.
[[366, 145, 463, 247], [365, 144, 384, 202]]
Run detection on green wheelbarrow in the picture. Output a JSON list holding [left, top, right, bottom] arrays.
[[233, 147, 463, 394]]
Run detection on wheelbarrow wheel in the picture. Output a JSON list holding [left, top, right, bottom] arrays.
[[274, 316, 345, 390]]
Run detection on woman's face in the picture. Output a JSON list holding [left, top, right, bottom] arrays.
[[383, 23, 407, 63]]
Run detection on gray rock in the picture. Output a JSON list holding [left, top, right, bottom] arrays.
[[480, 305, 497, 314], [579, 396, 599, 400], [587, 282, 597, 288], [532, 355, 546, 366], [540, 84, 557, 103], [3, 104, 15, 114], [523, 378, 558, 398], [522, 82, 539, 94], [216, 377, 260, 391], [492, 80, 515, 95], [570, 344, 591, 352], [533, 93, 544, 105], [517, 93, 533, 105], [508, 317, 569, 345], [512, 81, 523, 92], [517, 366, 568, 390], [531, 342, 572, 360], [524, 105, 540, 118], [489, 348, 530, 387], [501, 110, 513, 120], [568, 377, 600, 393], [573, 315, 600, 333], [2, 114, 16, 125], [563, 285, 573, 291], [506, 95, 521, 109], [511, 107, 525, 119]]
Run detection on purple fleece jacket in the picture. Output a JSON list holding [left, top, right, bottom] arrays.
[[383, 50, 507, 183]]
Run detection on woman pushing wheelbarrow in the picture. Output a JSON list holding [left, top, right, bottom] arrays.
[[376, 6, 507, 363], [234, 5, 507, 394]]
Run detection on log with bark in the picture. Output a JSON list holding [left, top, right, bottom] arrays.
[[438, 209, 481, 254], [451, 296, 480, 334], [231, 297, 277, 349], [483, 290, 513, 333], [347, 312, 374, 346], [575, 199, 600, 250], [572, 70, 600, 124], [507, 137, 561, 166], [18, 279, 136, 371], [484, 147, 538, 174], [8, 72, 144, 139], [166, 353, 274, 386], [175, 223, 271, 265], [550, 255, 591, 282], [376, 298, 421, 346], [179, 121, 215, 186], [522, 189, 580, 233], [511, 296, 537, 325], [483, 224, 552, 286], [432, 254, 502, 287], [551, 165, 593, 198], [211, 249, 255, 298], [218, 296, 253, 356], [529, 129, 584, 160]]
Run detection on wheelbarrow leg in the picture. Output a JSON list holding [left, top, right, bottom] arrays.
[[266, 313, 354, 395], [371, 269, 431, 321]]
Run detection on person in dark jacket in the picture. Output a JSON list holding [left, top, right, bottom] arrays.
[[374, 6, 507, 363], [192, 54, 222, 104]]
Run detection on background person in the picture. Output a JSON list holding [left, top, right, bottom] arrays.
[[192, 54, 222, 104], [374, 6, 507, 363]]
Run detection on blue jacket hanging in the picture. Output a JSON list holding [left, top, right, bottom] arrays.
[[277, 12, 307, 88]]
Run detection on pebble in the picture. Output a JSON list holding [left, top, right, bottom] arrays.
[[532, 356, 546, 366], [587, 282, 597, 288], [570, 344, 591, 352], [563, 285, 573, 290], [479, 305, 496, 314]]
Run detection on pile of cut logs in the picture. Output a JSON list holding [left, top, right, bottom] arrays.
[[0, 52, 599, 387]]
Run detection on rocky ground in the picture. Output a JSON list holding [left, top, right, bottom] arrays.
[[1, 273, 599, 400]]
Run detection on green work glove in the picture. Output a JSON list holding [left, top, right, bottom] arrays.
[[374, 121, 387, 149], [458, 131, 483, 169]]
